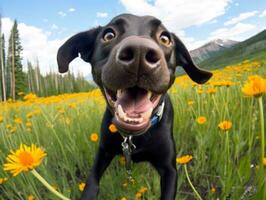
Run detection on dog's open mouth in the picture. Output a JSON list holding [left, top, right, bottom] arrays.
[[104, 86, 161, 134]]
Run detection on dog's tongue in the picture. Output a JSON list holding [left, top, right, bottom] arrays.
[[116, 87, 152, 115]]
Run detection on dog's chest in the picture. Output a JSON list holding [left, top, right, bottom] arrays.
[[123, 136, 154, 163]]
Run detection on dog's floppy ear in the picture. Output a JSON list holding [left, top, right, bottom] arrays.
[[57, 26, 102, 73], [172, 33, 212, 84]]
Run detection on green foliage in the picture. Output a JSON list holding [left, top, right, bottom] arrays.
[[6, 20, 27, 99], [0, 18, 95, 101], [0, 64, 265, 200], [0, 34, 6, 101], [26, 60, 96, 97]]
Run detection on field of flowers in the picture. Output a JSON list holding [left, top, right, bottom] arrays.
[[0, 60, 266, 200]]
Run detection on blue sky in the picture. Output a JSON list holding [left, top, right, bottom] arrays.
[[1, 0, 266, 76]]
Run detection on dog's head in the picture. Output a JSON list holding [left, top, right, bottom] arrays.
[[57, 14, 212, 135]]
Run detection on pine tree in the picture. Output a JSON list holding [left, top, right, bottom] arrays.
[[0, 15, 6, 101], [35, 59, 41, 94], [7, 20, 26, 100], [27, 60, 34, 92]]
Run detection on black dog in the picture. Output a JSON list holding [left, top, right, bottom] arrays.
[[57, 14, 212, 200]]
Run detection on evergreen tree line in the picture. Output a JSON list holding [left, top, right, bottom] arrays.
[[0, 17, 95, 101]]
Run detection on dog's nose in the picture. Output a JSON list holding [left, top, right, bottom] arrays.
[[116, 36, 162, 73]]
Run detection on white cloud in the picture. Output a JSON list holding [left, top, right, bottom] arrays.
[[224, 11, 258, 26], [68, 8, 76, 12], [96, 12, 108, 18], [2, 18, 91, 76], [187, 39, 209, 50], [209, 23, 256, 41], [58, 11, 67, 17], [120, 0, 231, 31], [208, 19, 218, 24], [51, 24, 58, 30], [120, 0, 232, 50], [235, 2, 239, 6], [260, 9, 266, 17]]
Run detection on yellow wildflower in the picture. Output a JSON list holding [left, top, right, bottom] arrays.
[[196, 116, 207, 124], [26, 122, 32, 128], [135, 192, 142, 199], [26, 112, 34, 119], [90, 133, 99, 142], [10, 127, 17, 134], [197, 88, 204, 94], [3, 144, 46, 176], [207, 87, 216, 94], [218, 121, 232, 131], [79, 182, 86, 192], [27, 194, 35, 200], [57, 108, 65, 114], [176, 155, 193, 164], [109, 123, 118, 133], [139, 186, 148, 193], [68, 103, 77, 108], [14, 117, 23, 125], [23, 93, 38, 102], [121, 197, 127, 200], [0, 116, 3, 123], [0, 177, 8, 184], [211, 186, 216, 193], [6, 124, 12, 129], [187, 100, 194, 106], [242, 75, 266, 97], [263, 158, 266, 167]]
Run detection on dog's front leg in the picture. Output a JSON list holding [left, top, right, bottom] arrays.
[[80, 147, 115, 200], [153, 162, 177, 200], [159, 164, 177, 200]]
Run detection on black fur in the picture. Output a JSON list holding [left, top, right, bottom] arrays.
[[57, 14, 212, 200]]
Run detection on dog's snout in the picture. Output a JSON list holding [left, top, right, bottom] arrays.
[[118, 47, 134, 63], [145, 49, 160, 64], [116, 36, 162, 73]]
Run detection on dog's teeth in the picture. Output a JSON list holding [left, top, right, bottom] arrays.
[[117, 89, 122, 98], [141, 107, 153, 119], [132, 117, 143, 123], [138, 117, 144, 123], [117, 104, 146, 124], [117, 104, 126, 118], [147, 91, 152, 99]]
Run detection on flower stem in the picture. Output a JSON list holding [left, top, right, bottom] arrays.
[[258, 96, 265, 165], [31, 169, 70, 200], [224, 130, 230, 176], [184, 164, 203, 200]]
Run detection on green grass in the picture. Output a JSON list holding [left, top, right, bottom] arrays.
[[0, 63, 265, 200]]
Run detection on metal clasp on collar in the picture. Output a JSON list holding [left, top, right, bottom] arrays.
[[121, 136, 136, 182]]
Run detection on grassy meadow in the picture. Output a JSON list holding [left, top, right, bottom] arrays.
[[0, 60, 266, 200]]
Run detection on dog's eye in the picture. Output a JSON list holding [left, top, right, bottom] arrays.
[[103, 29, 116, 42], [159, 33, 171, 46]]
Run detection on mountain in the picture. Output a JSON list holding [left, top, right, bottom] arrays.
[[198, 29, 266, 69], [190, 39, 239, 63]]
